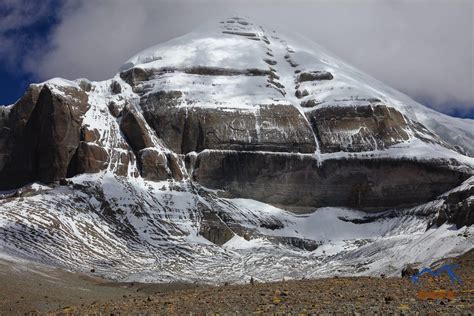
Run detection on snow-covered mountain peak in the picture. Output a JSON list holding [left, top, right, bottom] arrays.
[[114, 17, 474, 161], [0, 16, 472, 284]]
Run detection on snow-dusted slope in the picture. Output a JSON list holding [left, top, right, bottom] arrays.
[[0, 16, 472, 283], [122, 16, 474, 158], [0, 172, 472, 283]]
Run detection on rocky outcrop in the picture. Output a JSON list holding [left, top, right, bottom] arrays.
[[141, 96, 316, 154], [0, 84, 89, 189], [74, 142, 109, 174], [199, 203, 234, 246], [436, 183, 474, 228], [307, 105, 421, 152], [192, 151, 468, 210], [119, 107, 154, 151], [80, 126, 100, 143], [297, 71, 333, 82], [120, 66, 270, 88], [137, 148, 169, 181], [0, 85, 42, 172], [110, 80, 122, 94]]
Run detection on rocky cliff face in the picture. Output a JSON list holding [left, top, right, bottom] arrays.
[[0, 17, 472, 283]]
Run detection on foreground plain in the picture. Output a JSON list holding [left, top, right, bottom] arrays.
[[0, 250, 471, 314]]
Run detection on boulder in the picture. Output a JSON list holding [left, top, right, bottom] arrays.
[[120, 67, 151, 87], [401, 265, 419, 278], [107, 101, 122, 118]]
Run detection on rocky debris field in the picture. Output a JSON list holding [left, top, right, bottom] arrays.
[[54, 250, 473, 315]]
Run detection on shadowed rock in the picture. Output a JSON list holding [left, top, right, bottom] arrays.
[[119, 107, 154, 151], [193, 151, 468, 210], [297, 71, 333, 82], [0, 84, 89, 188], [74, 142, 109, 174]]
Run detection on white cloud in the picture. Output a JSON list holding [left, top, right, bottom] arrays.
[[22, 0, 474, 113]]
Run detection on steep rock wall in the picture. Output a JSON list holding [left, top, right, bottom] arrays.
[[192, 151, 469, 210]]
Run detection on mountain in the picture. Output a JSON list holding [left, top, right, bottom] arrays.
[[0, 17, 472, 283]]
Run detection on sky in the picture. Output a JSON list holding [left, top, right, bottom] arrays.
[[0, 0, 473, 119]]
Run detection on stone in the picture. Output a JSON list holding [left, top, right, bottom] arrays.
[[74, 142, 109, 174], [110, 80, 122, 94], [199, 203, 234, 246], [0, 84, 89, 189], [119, 107, 154, 151], [120, 67, 151, 86], [77, 79, 92, 92], [166, 153, 184, 181], [440, 186, 474, 228], [107, 101, 122, 118], [295, 89, 309, 99], [300, 99, 320, 108], [297, 71, 333, 82], [401, 265, 419, 278], [80, 126, 100, 142], [137, 149, 169, 181]]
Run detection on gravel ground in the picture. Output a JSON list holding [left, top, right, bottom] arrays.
[[1, 249, 472, 315]]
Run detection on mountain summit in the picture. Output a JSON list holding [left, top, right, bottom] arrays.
[[0, 17, 472, 282]]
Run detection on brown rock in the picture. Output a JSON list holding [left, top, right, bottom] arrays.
[[75, 142, 109, 174], [120, 67, 152, 87], [80, 126, 100, 142], [166, 153, 184, 181], [141, 99, 316, 154], [107, 101, 122, 118], [0, 84, 89, 189], [401, 265, 419, 278], [300, 99, 320, 108], [77, 79, 92, 92], [306, 105, 415, 153], [114, 151, 133, 177], [137, 149, 169, 181], [440, 186, 474, 228], [120, 107, 154, 151]]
